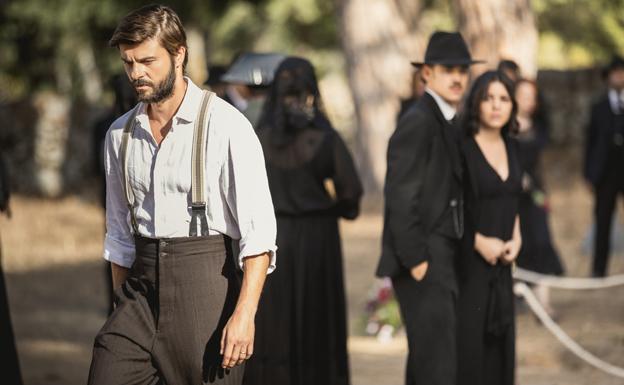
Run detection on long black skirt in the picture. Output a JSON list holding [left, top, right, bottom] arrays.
[[243, 214, 350, 385], [457, 259, 515, 385], [516, 193, 564, 275]]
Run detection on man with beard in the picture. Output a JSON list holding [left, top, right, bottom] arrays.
[[376, 31, 481, 385], [88, 5, 277, 385]]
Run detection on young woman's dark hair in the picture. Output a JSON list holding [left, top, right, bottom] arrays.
[[461, 70, 519, 137]]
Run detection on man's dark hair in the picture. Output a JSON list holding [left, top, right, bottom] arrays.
[[109, 4, 188, 71]]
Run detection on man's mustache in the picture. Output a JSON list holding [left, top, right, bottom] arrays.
[[133, 79, 153, 88]]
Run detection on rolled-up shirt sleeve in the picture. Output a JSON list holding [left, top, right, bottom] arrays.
[[224, 118, 277, 274], [102, 128, 136, 268]]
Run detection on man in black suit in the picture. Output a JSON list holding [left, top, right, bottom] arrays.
[[376, 31, 481, 385], [584, 55, 624, 277]]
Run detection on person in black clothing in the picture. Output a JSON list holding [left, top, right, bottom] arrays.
[[205, 65, 229, 100], [0, 152, 23, 385], [377, 31, 481, 385], [243, 57, 362, 385], [584, 55, 624, 277], [458, 71, 522, 385], [514, 79, 564, 316], [498, 59, 552, 133]]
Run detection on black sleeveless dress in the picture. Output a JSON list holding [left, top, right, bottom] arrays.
[[458, 136, 521, 385]]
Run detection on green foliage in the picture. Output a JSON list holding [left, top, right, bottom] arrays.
[[2, 0, 624, 102], [535, 0, 624, 68], [209, 0, 338, 70]]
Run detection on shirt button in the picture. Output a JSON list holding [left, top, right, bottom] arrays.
[[450, 199, 458, 207]]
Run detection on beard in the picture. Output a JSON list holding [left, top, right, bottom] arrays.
[[133, 57, 177, 104]]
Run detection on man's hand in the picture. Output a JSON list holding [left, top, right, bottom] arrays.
[[410, 261, 429, 281], [220, 251, 269, 369], [220, 307, 255, 368], [111, 262, 130, 290]]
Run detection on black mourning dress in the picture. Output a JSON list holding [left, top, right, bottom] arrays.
[[245, 127, 362, 385], [515, 125, 564, 275], [457, 136, 521, 385], [243, 58, 363, 385]]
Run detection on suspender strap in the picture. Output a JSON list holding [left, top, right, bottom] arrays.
[[120, 104, 142, 235], [119, 91, 215, 237], [189, 90, 215, 237]]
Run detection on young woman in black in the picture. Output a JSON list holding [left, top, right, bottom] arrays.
[[514, 79, 564, 316], [243, 57, 362, 385], [457, 71, 522, 385]]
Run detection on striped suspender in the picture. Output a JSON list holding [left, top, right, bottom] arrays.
[[119, 90, 215, 237], [120, 104, 142, 235], [189, 90, 215, 236]]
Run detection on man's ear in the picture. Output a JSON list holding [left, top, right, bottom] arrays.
[[176, 46, 186, 68], [421, 65, 432, 83]]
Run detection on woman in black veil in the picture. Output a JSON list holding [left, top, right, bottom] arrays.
[[243, 57, 362, 385]]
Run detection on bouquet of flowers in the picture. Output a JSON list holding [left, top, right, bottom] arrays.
[[361, 278, 403, 342]]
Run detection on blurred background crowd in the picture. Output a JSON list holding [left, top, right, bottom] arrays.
[[0, 1, 623, 384]]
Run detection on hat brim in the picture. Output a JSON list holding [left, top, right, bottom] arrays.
[[411, 59, 485, 68]]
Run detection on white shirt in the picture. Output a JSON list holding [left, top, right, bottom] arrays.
[[103, 78, 277, 273], [608, 88, 624, 114], [426, 88, 456, 121]]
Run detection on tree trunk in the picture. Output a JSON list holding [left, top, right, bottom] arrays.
[[337, 0, 426, 196], [455, 0, 538, 78], [33, 91, 70, 197], [76, 40, 103, 104], [186, 26, 208, 85]]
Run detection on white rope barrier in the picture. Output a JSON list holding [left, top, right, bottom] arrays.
[[514, 282, 624, 379], [513, 267, 624, 290]]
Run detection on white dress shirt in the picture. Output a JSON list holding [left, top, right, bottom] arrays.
[[608, 88, 624, 114], [103, 78, 277, 273], [426, 88, 457, 121]]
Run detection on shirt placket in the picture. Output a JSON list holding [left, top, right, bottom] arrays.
[[148, 124, 174, 236]]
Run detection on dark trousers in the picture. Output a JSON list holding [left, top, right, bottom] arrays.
[[88, 235, 243, 385], [593, 162, 624, 276], [392, 235, 458, 385]]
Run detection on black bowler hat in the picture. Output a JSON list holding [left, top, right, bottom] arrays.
[[411, 31, 483, 68], [602, 55, 624, 79]]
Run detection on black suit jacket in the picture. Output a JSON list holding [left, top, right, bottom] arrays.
[[377, 93, 463, 278], [584, 96, 620, 186]]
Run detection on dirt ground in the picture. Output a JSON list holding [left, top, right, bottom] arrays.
[[2, 149, 623, 385]]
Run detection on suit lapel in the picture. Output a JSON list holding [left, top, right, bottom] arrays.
[[423, 94, 463, 180]]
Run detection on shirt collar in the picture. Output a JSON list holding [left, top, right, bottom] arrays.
[[426, 87, 456, 121], [174, 77, 202, 123], [135, 77, 202, 134], [608, 88, 624, 114]]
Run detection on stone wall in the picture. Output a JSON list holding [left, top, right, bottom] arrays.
[[537, 67, 604, 145]]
